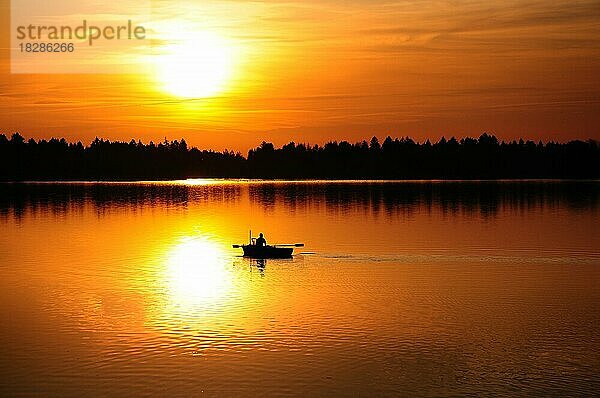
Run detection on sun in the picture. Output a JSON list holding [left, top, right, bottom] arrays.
[[156, 31, 234, 99]]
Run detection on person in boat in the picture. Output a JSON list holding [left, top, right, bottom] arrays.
[[256, 232, 267, 247]]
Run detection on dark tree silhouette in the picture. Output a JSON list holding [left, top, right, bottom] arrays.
[[0, 133, 598, 180], [0, 133, 245, 180]]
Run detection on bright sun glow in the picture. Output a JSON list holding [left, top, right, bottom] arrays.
[[156, 31, 234, 98], [166, 238, 232, 308]]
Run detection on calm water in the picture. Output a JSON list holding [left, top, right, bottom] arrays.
[[1, 181, 599, 397]]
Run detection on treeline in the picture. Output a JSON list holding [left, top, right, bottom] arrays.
[[0, 133, 598, 180], [0, 134, 245, 180]]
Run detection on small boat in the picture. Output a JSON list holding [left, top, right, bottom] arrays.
[[233, 231, 304, 259], [239, 244, 294, 258]]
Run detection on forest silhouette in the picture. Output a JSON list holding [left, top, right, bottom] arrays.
[[1, 133, 598, 180]]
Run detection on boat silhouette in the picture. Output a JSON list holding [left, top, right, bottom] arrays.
[[233, 231, 304, 258]]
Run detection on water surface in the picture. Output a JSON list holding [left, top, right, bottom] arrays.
[[1, 181, 599, 396]]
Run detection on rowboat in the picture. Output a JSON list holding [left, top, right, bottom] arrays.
[[238, 244, 294, 258], [233, 231, 304, 259]]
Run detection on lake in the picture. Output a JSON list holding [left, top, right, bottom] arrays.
[[1, 180, 599, 396]]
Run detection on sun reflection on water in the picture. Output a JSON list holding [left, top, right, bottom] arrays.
[[165, 237, 233, 310]]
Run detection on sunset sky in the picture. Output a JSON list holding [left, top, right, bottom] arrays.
[[1, 0, 599, 151]]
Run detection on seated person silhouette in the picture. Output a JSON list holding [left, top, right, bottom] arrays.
[[256, 233, 267, 247]]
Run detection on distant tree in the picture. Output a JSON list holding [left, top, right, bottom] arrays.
[[370, 136, 381, 151], [11, 133, 25, 144]]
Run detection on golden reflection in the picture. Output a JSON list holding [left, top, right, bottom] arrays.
[[165, 237, 232, 309]]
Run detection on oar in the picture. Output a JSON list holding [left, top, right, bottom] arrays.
[[233, 243, 304, 248]]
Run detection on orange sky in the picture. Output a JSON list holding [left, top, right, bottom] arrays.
[[1, 0, 599, 151]]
